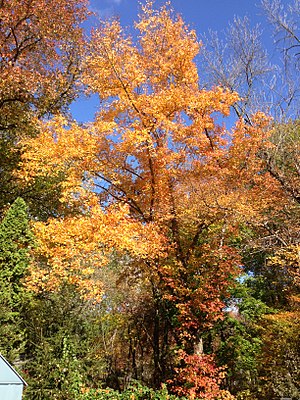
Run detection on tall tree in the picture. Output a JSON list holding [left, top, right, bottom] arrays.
[[17, 2, 289, 397]]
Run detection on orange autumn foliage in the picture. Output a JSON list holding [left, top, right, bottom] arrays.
[[0, 0, 90, 217], [170, 350, 234, 400]]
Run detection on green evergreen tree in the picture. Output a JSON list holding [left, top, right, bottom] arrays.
[[0, 197, 34, 361]]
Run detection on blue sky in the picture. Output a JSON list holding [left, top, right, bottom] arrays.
[[70, 0, 288, 123], [90, 0, 267, 30]]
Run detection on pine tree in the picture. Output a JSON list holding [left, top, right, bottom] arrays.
[[0, 197, 34, 361]]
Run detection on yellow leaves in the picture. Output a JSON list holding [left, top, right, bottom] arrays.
[[267, 245, 300, 288], [136, 1, 200, 90], [189, 87, 239, 117], [262, 309, 300, 346], [18, 115, 117, 205], [27, 202, 167, 300], [84, 19, 145, 99], [229, 112, 272, 173], [84, 0, 201, 113]]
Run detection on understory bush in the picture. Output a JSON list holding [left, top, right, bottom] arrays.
[[79, 383, 186, 400]]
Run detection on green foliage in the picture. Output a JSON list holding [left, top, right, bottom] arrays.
[[23, 336, 83, 400], [232, 278, 272, 319], [0, 198, 34, 279], [216, 314, 262, 395], [213, 280, 273, 396], [0, 197, 34, 361], [22, 286, 104, 400]]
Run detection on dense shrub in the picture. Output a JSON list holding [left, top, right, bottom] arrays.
[[79, 383, 186, 400]]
